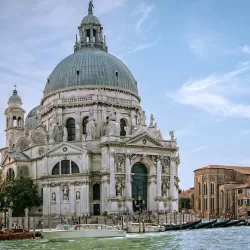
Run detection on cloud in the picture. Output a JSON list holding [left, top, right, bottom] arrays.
[[119, 37, 161, 57], [134, 2, 154, 32], [166, 63, 250, 118], [190, 146, 208, 153], [240, 129, 250, 135], [241, 45, 250, 54]]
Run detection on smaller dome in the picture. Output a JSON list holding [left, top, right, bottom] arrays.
[[81, 14, 100, 25], [25, 105, 40, 130], [8, 89, 22, 103]]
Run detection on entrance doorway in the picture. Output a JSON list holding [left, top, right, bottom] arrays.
[[131, 163, 147, 211], [93, 204, 100, 215]]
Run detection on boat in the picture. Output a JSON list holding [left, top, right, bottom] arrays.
[[126, 223, 165, 233], [204, 219, 231, 228], [190, 219, 217, 229], [42, 224, 126, 241], [222, 220, 243, 227], [0, 228, 34, 241], [164, 219, 202, 231]]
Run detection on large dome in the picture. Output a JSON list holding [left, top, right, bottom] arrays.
[[44, 48, 138, 96]]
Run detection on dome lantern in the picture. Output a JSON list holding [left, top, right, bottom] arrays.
[[74, 0, 107, 53]]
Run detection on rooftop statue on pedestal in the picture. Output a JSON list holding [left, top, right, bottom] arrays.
[[88, 0, 94, 15]]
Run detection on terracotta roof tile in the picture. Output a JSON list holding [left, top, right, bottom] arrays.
[[179, 188, 194, 199], [194, 165, 250, 175]]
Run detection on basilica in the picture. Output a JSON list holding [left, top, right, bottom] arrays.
[[0, 1, 180, 218]]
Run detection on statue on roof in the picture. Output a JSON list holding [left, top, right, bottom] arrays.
[[88, 0, 94, 15]]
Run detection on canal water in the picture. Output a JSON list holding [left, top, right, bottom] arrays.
[[0, 227, 249, 250]]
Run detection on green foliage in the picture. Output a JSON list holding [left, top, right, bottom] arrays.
[[179, 198, 192, 210], [0, 177, 42, 216]]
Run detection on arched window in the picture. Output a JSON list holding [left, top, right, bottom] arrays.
[[52, 162, 60, 175], [13, 116, 17, 127], [82, 117, 89, 135], [18, 117, 22, 127], [66, 118, 75, 141], [72, 161, 80, 174], [120, 119, 126, 136], [93, 184, 100, 200], [7, 168, 15, 181], [61, 160, 70, 175], [52, 161, 80, 175]]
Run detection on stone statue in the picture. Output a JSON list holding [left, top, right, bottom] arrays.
[[150, 114, 154, 127], [141, 111, 146, 126], [154, 123, 157, 129], [162, 182, 168, 197], [76, 191, 80, 200], [63, 185, 69, 200], [116, 182, 122, 197], [115, 155, 124, 172], [63, 126, 68, 142], [24, 208, 29, 217], [51, 192, 56, 202], [169, 130, 175, 141], [158, 129, 163, 139], [124, 126, 129, 136], [86, 109, 96, 140]]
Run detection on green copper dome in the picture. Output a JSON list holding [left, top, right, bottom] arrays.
[[43, 48, 138, 96]]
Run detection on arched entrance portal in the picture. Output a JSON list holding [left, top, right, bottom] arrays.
[[131, 163, 147, 212]]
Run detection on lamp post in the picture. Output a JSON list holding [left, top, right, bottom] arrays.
[[0, 197, 13, 228]]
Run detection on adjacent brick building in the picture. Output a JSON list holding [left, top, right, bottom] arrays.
[[194, 165, 250, 218]]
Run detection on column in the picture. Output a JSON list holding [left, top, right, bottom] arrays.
[[148, 178, 156, 211], [90, 29, 94, 44], [109, 153, 116, 197], [125, 155, 131, 198], [81, 184, 86, 214], [42, 184, 50, 217], [56, 185, 61, 216], [70, 184, 75, 215], [85, 180, 90, 214], [96, 108, 101, 138], [75, 112, 81, 141], [156, 157, 162, 198], [170, 158, 175, 199], [101, 176, 109, 213]]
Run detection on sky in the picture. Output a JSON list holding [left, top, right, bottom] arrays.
[[1, 0, 250, 190]]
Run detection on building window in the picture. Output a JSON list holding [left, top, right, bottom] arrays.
[[220, 191, 224, 209], [204, 197, 208, 210], [238, 199, 243, 206], [210, 197, 215, 211], [226, 191, 230, 210], [51, 161, 79, 175], [210, 182, 215, 195], [198, 182, 201, 195], [66, 118, 75, 141], [93, 184, 100, 200], [238, 189, 243, 194], [7, 168, 15, 181], [82, 117, 89, 135], [247, 199, 250, 205], [120, 119, 127, 136], [247, 189, 250, 195], [204, 182, 207, 196]]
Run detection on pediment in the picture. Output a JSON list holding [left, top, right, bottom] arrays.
[[126, 133, 163, 147], [42, 143, 84, 157]]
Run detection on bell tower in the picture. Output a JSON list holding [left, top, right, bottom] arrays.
[[4, 87, 25, 149]]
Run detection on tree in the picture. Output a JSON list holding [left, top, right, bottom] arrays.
[[0, 177, 42, 216]]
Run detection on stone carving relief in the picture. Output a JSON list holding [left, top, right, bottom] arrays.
[[38, 147, 45, 155], [16, 137, 31, 151], [174, 176, 180, 188], [115, 154, 125, 172], [51, 192, 56, 202], [76, 191, 80, 200], [115, 177, 125, 197], [161, 157, 171, 175], [31, 130, 46, 145], [86, 109, 96, 140]]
